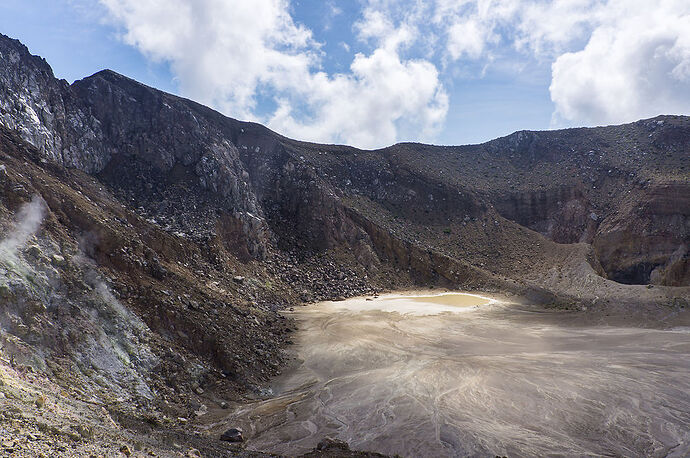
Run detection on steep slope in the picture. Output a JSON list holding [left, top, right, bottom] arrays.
[[2, 33, 688, 290]]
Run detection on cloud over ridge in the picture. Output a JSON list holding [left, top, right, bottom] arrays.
[[101, 0, 448, 149], [100, 0, 690, 146]]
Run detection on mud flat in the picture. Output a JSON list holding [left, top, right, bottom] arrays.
[[214, 292, 690, 457]]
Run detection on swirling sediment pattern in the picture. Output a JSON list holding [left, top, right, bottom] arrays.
[[224, 294, 690, 457]]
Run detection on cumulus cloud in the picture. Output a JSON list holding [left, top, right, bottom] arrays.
[[99, 0, 448, 149], [431, 0, 690, 125], [550, 0, 690, 125], [446, 16, 496, 60], [269, 48, 448, 147], [100, 0, 314, 120], [431, 0, 600, 60]]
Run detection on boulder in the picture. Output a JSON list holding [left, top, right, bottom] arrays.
[[220, 428, 243, 443], [26, 245, 42, 258], [50, 254, 66, 267], [316, 437, 350, 451]]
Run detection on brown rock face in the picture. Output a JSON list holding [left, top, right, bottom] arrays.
[[494, 185, 597, 243], [594, 181, 690, 286]]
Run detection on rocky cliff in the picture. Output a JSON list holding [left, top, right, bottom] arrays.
[[0, 33, 688, 456], [2, 33, 688, 289]]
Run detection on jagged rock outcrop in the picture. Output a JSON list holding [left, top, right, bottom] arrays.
[[0, 35, 109, 172]]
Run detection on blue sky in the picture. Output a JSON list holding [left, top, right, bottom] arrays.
[[0, 0, 175, 92], [1, 1, 688, 148]]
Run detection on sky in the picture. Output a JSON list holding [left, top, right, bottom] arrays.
[[1, 0, 688, 149]]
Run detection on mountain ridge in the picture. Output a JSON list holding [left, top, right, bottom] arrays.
[[2, 31, 688, 290]]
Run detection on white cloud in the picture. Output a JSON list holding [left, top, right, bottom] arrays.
[[514, 0, 600, 55], [429, 0, 690, 125], [323, 1, 343, 31], [550, 0, 690, 125], [446, 16, 495, 60], [269, 48, 448, 147], [432, 0, 597, 60], [100, 0, 448, 149], [433, 0, 690, 126], [354, 7, 418, 51]]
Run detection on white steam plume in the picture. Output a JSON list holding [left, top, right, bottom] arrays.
[[0, 195, 47, 256]]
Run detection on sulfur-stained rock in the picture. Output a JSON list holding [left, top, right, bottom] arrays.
[[0, 284, 12, 299], [50, 254, 66, 267], [25, 245, 42, 258]]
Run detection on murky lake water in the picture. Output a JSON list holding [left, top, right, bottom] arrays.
[[221, 293, 690, 457]]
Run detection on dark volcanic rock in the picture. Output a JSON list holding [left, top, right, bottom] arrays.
[[317, 438, 350, 451], [0, 34, 110, 172], [220, 428, 243, 443], [299, 437, 389, 457]]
